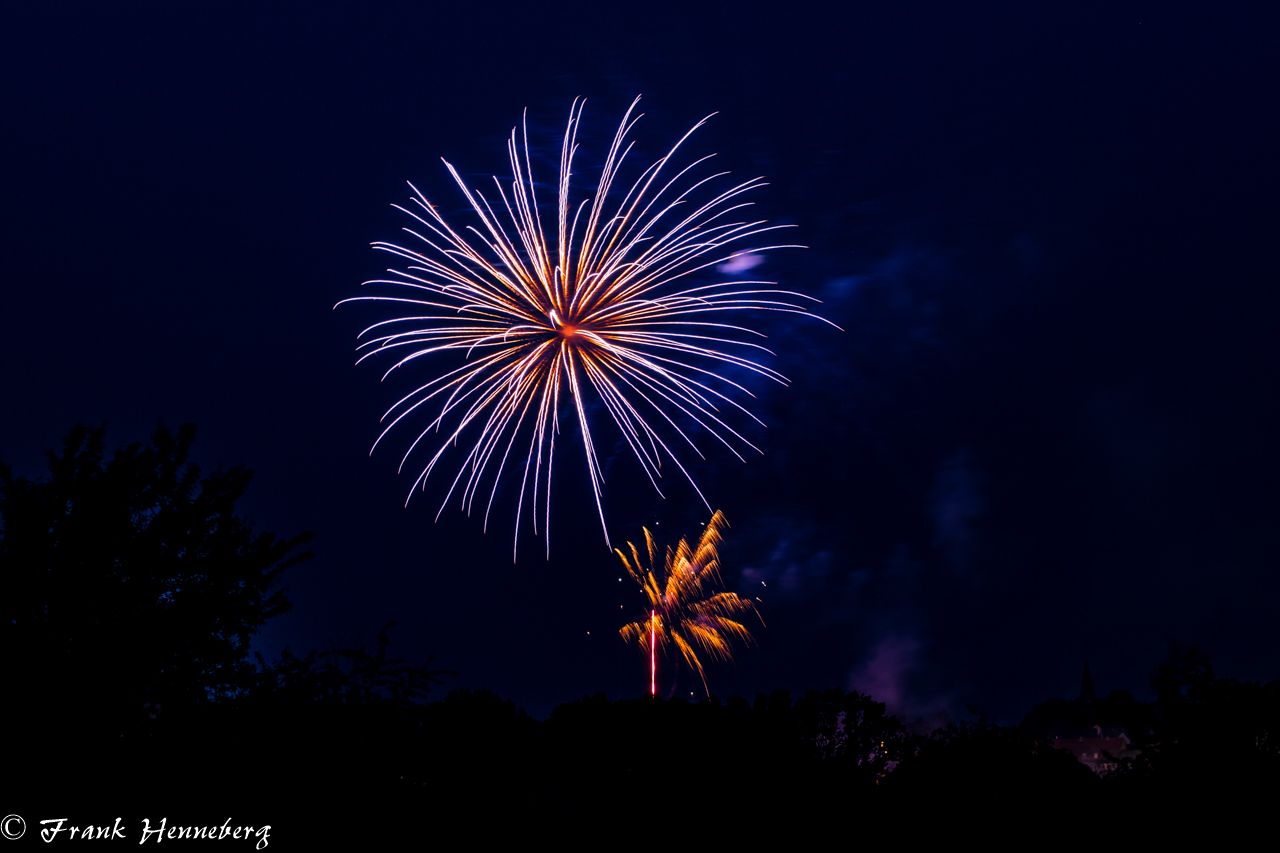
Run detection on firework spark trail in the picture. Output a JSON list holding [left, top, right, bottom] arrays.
[[340, 96, 836, 558], [618, 511, 762, 696]]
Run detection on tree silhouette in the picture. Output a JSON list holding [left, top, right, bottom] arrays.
[[1112, 643, 1280, 794], [1, 423, 313, 739]]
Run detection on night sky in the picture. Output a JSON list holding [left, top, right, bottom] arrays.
[[3, 1, 1277, 722]]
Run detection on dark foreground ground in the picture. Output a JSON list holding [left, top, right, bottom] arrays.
[[8, 675, 1278, 845]]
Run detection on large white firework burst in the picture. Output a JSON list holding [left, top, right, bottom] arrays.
[[341, 97, 831, 558]]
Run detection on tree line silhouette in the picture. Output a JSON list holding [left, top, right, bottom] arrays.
[[3, 424, 1277, 835]]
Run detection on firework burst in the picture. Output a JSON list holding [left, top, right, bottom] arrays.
[[618, 511, 760, 695], [341, 97, 831, 557]]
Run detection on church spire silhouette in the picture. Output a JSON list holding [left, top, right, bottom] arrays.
[[1079, 659, 1096, 701]]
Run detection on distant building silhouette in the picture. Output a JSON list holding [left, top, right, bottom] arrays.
[[1022, 660, 1143, 775], [1053, 726, 1133, 775], [1079, 659, 1096, 701]]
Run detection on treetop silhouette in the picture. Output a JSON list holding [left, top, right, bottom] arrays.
[[1, 423, 313, 732]]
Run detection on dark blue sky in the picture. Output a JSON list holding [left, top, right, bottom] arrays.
[[3, 1, 1277, 720]]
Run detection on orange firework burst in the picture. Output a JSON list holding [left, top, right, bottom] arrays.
[[341, 97, 832, 557], [618, 511, 760, 695]]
